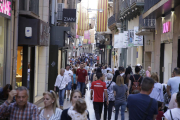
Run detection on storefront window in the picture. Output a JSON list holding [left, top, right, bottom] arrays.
[[0, 16, 7, 88]]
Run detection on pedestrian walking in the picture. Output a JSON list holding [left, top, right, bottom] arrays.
[[103, 73, 115, 120], [76, 62, 88, 97], [112, 70, 120, 83], [54, 68, 68, 109], [156, 102, 164, 120], [164, 92, 180, 120], [93, 68, 102, 82], [146, 66, 151, 77], [128, 66, 143, 94], [127, 77, 158, 120], [68, 98, 89, 120], [39, 90, 62, 120], [72, 68, 77, 91], [64, 64, 73, 101], [61, 90, 90, 120], [0, 86, 39, 119], [137, 64, 146, 78], [91, 73, 109, 120], [167, 67, 180, 97], [113, 76, 128, 120], [149, 73, 164, 102]]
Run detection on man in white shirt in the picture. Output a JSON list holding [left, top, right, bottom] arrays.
[[102, 65, 107, 75], [107, 65, 112, 72], [64, 64, 73, 101], [54, 68, 68, 109]]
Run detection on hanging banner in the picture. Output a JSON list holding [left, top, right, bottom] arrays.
[[77, 0, 89, 36], [114, 33, 123, 48], [123, 31, 128, 48], [134, 26, 143, 46], [128, 30, 134, 47], [96, 0, 108, 32]]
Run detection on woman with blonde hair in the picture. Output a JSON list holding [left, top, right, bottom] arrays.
[[39, 90, 62, 120], [113, 75, 128, 120], [149, 72, 164, 102]]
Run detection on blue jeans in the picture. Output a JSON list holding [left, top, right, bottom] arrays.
[[66, 81, 72, 90], [77, 82, 85, 96], [115, 101, 127, 120], [58, 88, 66, 106]]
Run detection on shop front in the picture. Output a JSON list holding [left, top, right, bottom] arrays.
[[0, 0, 12, 87], [159, 12, 174, 83], [17, 16, 49, 102]]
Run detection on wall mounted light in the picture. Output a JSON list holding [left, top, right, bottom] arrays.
[[135, 8, 137, 10], [161, 14, 165, 19], [128, 12, 130, 14], [171, 8, 174, 12], [132, 9, 134, 12]]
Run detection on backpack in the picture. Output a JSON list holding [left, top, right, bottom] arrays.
[[131, 75, 141, 93]]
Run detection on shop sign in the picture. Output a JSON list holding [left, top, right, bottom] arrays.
[[63, 9, 76, 22], [0, 0, 11, 17], [134, 26, 143, 46], [107, 45, 111, 49], [163, 21, 171, 33]]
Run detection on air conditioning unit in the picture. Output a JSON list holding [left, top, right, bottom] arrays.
[[57, 3, 64, 21]]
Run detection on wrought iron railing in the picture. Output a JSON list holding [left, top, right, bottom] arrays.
[[119, 0, 144, 12], [139, 14, 155, 30], [19, 0, 39, 15], [108, 15, 116, 27], [144, 0, 161, 13]]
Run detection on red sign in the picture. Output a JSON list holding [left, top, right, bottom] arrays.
[[0, 0, 11, 16], [163, 21, 170, 33]]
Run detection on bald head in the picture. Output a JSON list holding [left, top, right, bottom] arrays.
[[60, 68, 65, 75]]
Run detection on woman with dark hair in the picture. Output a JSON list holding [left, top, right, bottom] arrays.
[[0, 84, 12, 101], [124, 67, 131, 86], [112, 70, 120, 83], [61, 90, 90, 120], [93, 68, 102, 82], [128, 66, 143, 94]]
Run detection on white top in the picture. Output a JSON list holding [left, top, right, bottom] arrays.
[[39, 108, 62, 120], [169, 93, 178, 109], [102, 69, 107, 74], [67, 106, 88, 120], [107, 67, 112, 72], [54, 75, 68, 90], [164, 108, 180, 120], [167, 76, 180, 95], [149, 83, 164, 102], [64, 69, 73, 83]]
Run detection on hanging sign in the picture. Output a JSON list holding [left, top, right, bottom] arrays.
[[134, 26, 143, 46], [163, 21, 171, 33], [123, 31, 128, 48]]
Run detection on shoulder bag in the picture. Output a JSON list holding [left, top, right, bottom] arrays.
[[56, 76, 64, 92], [170, 110, 174, 120], [107, 81, 113, 89], [142, 98, 153, 120]]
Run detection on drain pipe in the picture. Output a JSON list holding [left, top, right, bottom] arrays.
[[12, 0, 19, 89]]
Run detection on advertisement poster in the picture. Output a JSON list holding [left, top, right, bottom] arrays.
[[128, 30, 134, 47], [123, 31, 128, 48], [114, 33, 123, 48], [134, 26, 143, 46]]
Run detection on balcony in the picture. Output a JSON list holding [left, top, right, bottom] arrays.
[[144, 0, 161, 13], [136, 14, 155, 35], [19, 0, 39, 18], [108, 15, 117, 31], [119, 0, 144, 21]]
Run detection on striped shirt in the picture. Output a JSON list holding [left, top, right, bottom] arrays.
[[0, 100, 39, 120]]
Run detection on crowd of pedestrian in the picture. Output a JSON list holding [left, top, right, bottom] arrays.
[[0, 54, 180, 120]]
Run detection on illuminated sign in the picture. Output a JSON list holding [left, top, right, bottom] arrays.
[[0, 0, 11, 16], [163, 21, 171, 33]]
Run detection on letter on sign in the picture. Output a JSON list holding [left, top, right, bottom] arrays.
[[163, 21, 171, 33], [0, 0, 11, 16]]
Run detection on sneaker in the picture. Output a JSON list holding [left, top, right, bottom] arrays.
[[67, 98, 69, 101]]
